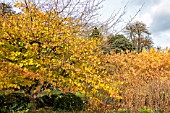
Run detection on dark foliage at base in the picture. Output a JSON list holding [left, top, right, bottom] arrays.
[[53, 92, 84, 111], [0, 93, 29, 113], [0, 92, 84, 112], [36, 95, 56, 109]]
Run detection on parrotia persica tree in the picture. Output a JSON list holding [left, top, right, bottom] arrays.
[[0, 2, 121, 112]]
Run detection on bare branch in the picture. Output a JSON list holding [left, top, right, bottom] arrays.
[[115, 2, 145, 35]]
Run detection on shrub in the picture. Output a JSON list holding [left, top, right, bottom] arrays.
[[36, 95, 55, 109], [0, 93, 29, 113], [53, 92, 84, 111], [139, 108, 153, 113]]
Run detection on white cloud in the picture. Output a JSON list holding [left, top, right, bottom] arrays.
[[151, 0, 170, 14], [153, 30, 170, 48], [150, 0, 170, 32], [134, 0, 170, 47], [135, 13, 152, 27]]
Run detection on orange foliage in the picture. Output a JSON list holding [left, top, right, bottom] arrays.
[[108, 48, 170, 112]]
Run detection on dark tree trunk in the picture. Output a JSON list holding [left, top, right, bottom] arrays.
[[29, 95, 37, 112]]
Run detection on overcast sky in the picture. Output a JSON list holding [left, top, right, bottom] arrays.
[[100, 0, 170, 48]]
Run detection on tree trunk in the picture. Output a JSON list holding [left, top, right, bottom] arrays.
[[29, 95, 37, 112]]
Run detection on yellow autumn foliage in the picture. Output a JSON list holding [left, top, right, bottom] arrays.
[[0, 2, 121, 109]]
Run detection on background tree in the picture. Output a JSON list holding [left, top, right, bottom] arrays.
[[108, 34, 135, 53], [125, 21, 153, 52], [89, 27, 101, 38]]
